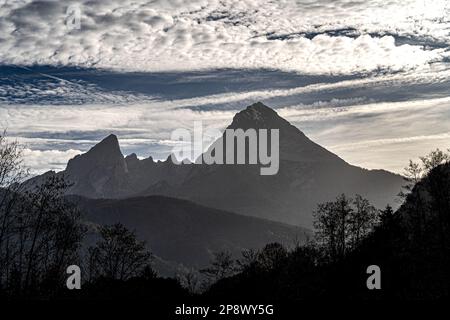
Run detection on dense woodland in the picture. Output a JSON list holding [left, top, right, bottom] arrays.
[[0, 132, 449, 300]]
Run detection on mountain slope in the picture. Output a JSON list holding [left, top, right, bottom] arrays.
[[64, 134, 131, 198], [76, 195, 310, 274], [157, 102, 404, 226]]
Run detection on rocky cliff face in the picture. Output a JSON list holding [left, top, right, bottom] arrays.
[[64, 134, 131, 198]]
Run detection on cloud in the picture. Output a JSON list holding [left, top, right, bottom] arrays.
[[22, 148, 82, 174], [327, 133, 450, 174], [0, 0, 448, 74], [278, 97, 450, 122], [3, 64, 450, 107], [0, 69, 149, 105], [330, 132, 450, 151]]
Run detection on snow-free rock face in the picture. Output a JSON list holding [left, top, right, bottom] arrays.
[[174, 102, 404, 227], [64, 134, 131, 198], [26, 102, 404, 228], [218, 102, 344, 163]]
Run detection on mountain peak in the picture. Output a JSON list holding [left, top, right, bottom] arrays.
[[66, 133, 124, 173], [125, 153, 138, 161], [105, 133, 118, 141], [92, 134, 120, 152], [78, 133, 123, 161], [219, 101, 347, 164], [64, 133, 129, 197], [240, 102, 277, 121], [229, 102, 291, 131], [247, 101, 274, 112]]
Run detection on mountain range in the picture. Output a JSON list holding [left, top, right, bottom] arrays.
[[25, 102, 404, 228]]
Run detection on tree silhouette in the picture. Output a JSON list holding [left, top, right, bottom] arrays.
[[420, 148, 450, 172], [24, 176, 85, 295], [313, 194, 351, 262], [236, 248, 259, 271], [200, 250, 236, 282], [0, 132, 28, 289], [256, 243, 288, 271], [0, 176, 85, 297], [177, 266, 201, 294], [314, 194, 379, 262], [379, 204, 394, 226], [0, 133, 87, 298], [348, 195, 378, 249], [88, 223, 152, 281], [400, 149, 450, 199]]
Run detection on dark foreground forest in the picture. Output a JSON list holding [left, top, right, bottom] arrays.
[[0, 133, 449, 302]]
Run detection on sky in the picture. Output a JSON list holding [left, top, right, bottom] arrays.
[[0, 0, 449, 174]]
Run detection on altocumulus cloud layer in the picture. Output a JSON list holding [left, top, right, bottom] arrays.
[[1, 0, 449, 73], [0, 0, 450, 174]]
